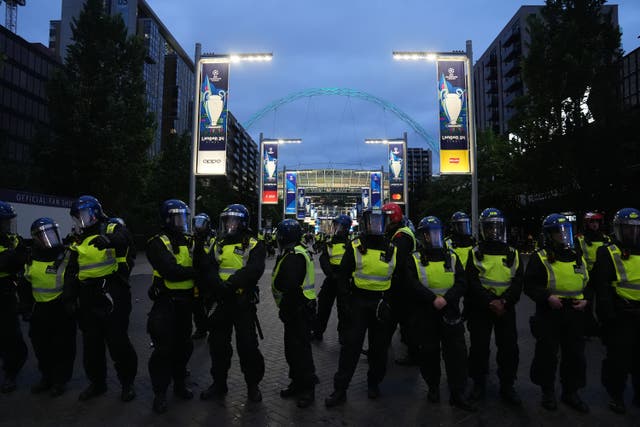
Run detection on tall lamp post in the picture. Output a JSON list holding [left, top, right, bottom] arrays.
[[364, 133, 409, 218], [189, 44, 272, 214], [392, 41, 479, 237], [258, 135, 302, 230]]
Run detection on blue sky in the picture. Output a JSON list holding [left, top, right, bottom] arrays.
[[13, 1, 640, 173]]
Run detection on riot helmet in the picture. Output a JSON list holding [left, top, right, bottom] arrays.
[[160, 199, 191, 234], [543, 213, 575, 250], [331, 214, 352, 238], [583, 211, 604, 233], [108, 217, 126, 227], [450, 211, 471, 237], [361, 209, 386, 236], [417, 216, 444, 249], [382, 203, 403, 232], [192, 213, 211, 235], [0, 201, 17, 234], [31, 217, 62, 249], [613, 208, 640, 249], [479, 208, 507, 243], [219, 204, 249, 239], [70, 195, 105, 230], [276, 219, 302, 252]]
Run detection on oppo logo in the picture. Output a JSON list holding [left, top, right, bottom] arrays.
[[203, 159, 222, 164]]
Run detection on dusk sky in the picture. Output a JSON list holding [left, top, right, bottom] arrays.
[[12, 0, 640, 174]]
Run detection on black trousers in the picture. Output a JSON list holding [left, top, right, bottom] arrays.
[[467, 306, 519, 385], [281, 304, 316, 390], [315, 276, 345, 337], [390, 290, 421, 360], [601, 310, 640, 398], [333, 292, 394, 391], [77, 281, 137, 387], [207, 300, 265, 386], [415, 309, 468, 394], [192, 296, 212, 333], [29, 298, 76, 385], [148, 296, 193, 393], [0, 292, 27, 379], [530, 307, 586, 392]]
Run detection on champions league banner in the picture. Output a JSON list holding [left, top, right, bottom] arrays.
[[437, 59, 471, 174], [196, 59, 230, 175], [297, 188, 306, 220], [361, 187, 370, 210], [285, 172, 297, 215], [370, 172, 382, 209], [304, 197, 311, 218], [388, 142, 405, 203], [261, 142, 278, 204]]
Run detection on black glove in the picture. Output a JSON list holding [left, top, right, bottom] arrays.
[[218, 281, 235, 298], [90, 235, 111, 250], [148, 284, 162, 301]]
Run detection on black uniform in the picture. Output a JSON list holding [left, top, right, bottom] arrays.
[[466, 241, 523, 389], [315, 236, 348, 340], [0, 232, 27, 391], [146, 231, 196, 395], [273, 249, 316, 393], [18, 245, 76, 390], [64, 221, 138, 395]]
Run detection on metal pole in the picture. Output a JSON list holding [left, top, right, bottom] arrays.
[[466, 40, 479, 238], [403, 131, 409, 219], [258, 132, 263, 231], [282, 165, 286, 220], [189, 43, 202, 215]]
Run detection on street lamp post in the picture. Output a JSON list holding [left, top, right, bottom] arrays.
[[392, 40, 479, 237], [364, 133, 409, 218], [189, 44, 273, 215], [258, 135, 302, 230]]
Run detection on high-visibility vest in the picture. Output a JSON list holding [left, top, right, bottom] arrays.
[[152, 235, 194, 290], [271, 245, 316, 306], [393, 226, 417, 252], [352, 239, 397, 291], [536, 249, 588, 299], [70, 234, 118, 280], [214, 237, 259, 281], [444, 237, 472, 266], [327, 241, 347, 266], [24, 252, 70, 303], [412, 250, 457, 296], [203, 235, 216, 255], [0, 234, 19, 278], [606, 244, 640, 301], [577, 235, 609, 272], [472, 246, 519, 296]]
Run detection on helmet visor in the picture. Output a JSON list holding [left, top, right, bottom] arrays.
[[331, 221, 349, 237], [32, 224, 62, 249], [481, 218, 506, 243], [451, 218, 471, 236], [72, 208, 98, 229], [192, 216, 210, 234], [615, 220, 640, 249], [548, 222, 575, 249], [220, 215, 243, 238], [168, 209, 190, 234], [422, 228, 444, 249], [0, 217, 17, 234], [366, 213, 386, 236]]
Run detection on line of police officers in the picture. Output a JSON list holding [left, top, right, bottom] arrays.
[[2, 196, 640, 416]]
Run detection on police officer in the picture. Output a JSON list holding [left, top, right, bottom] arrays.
[[407, 216, 475, 411], [18, 218, 76, 397], [272, 219, 317, 408], [594, 208, 640, 413], [0, 201, 27, 392], [200, 204, 266, 403], [525, 213, 590, 413], [325, 208, 397, 407], [64, 195, 137, 402], [576, 212, 610, 272], [146, 199, 198, 414], [314, 214, 351, 342], [446, 211, 475, 267], [191, 213, 214, 340], [382, 202, 418, 366], [106, 217, 136, 285], [466, 208, 523, 405]]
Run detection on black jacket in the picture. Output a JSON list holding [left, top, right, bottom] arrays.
[[273, 249, 308, 312], [146, 229, 195, 297]]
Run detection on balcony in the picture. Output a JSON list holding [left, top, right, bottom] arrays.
[[486, 84, 498, 94], [503, 44, 522, 64], [503, 28, 521, 48], [505, 78, 523, 94], [503, 61, 521, 78]]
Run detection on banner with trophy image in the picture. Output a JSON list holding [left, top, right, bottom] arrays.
[[388, 142, 405, 203], [361, 187, 370, 210], [297, 188, 306, 220], [370, 172, 382, 209], [285, 172, 297, 215], [304, 197, 312, 218], [196, 59, 230, 175], [437, 59, 470, 174], [261, 142, 278, 204]]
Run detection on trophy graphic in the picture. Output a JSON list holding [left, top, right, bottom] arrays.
[[265, 158, 277, 179], [439, 73, 465, 127], [298, 195, 305, 208], [363, 195, 369, 208], [390, 147, 402, 179], [202, 78, 226, 129]]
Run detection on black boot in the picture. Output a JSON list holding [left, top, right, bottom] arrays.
[[427, 386, 440, 403], [173, 383, 194, 400], [31, 379, 52, 394], [280, 382, 298, 398], [200, 382, 228, 400], [561, 391, 589, 413], [450, 392, 477, 412], [541, 387, 557, 411], [469, 378, 485, 401], [121, 384, 136, 402], [608, 394, 626, 414], [500, 384, 522, 406], [153, 392, 168, 414], [78, 383, 107, 401], [367, 384, 380, 399], [296, 388, 315, 408], [247, 384, 262, 402], [325, 389, 347, 407], [1, 376, 17, 393], [50, 383, 66, 398]]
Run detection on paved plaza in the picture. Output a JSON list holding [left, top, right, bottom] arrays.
[[0, 255, 638, 426]]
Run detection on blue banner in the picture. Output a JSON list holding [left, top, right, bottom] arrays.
[[388, 142, 405, 203], [437, 59, 470, 173], [370, 172, 382, 209], [297, 188, 306, 220], [285, 172, 297, 215], [304, 197, 311, 217], [261, 142, 278, 204]]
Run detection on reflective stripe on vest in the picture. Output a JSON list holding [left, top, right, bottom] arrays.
[[472, 246, 519, 297], [0, 234, 19, 278], [536, 249, 588, 299], [271, 245, 316, 307], [152, 235, 194, 290], [24, 252, 70, 303], [577, 236, 607, 272], [106, 223, 128, 265], [214, 238, 258, 281], [413, 251, 456, 296], [606, 244, 640, 301], [327, 243, 347, 266], [352, 240, 396, 291], [71, 234, 118, 280], [393, 226, 417, 252]]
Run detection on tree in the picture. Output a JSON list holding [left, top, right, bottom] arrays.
[[37, 0, 154, 215]]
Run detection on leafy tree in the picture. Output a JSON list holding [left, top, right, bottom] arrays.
[[37, 0, 154, 215]]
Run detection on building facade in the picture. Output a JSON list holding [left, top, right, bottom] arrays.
[[53, 0, 195, 155], [620, 46, 639, 110], [0, 25, 62, 182], [406, 147, 432, 191], [226, 111, 259, 197]]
